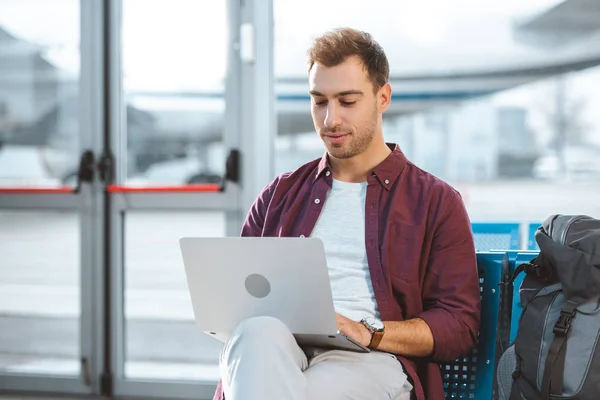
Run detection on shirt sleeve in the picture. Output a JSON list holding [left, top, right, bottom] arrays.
[[240, 176, 280, 237], [413, 189, 481, 363]]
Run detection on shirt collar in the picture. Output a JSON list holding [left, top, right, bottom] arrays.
[[315, 143, 407, 191]]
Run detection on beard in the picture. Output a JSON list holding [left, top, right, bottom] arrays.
[[319, 109, 378, 159]]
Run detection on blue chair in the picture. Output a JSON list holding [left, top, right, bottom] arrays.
[[527, 223, 541, 250], [440, 252, 505, 400], [471, 223, 520, 251]]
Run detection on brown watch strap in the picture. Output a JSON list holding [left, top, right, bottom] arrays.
[[369, 330, 384, 349]]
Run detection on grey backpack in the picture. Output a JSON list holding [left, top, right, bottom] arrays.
[[500, 214, 600, 400]]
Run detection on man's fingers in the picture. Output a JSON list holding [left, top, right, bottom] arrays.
[[335, 314, 346, 331], [335, 313, 349, 323]]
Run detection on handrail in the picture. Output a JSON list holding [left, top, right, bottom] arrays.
[[107, 184, 222, 193], [0, 184, 223, 194], [0, 186, 74, 194]]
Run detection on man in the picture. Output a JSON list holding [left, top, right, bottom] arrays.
[[214, 27, 481, 400]]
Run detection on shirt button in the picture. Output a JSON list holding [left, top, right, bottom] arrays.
[[314, 198, 321, 204], [325, 171, 331, 176], [384, 179, 390, 184]]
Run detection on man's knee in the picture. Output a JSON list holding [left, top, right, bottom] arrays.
[[222, 316, 294, 360], [232, 316, 291, 342], [220, 316, 309, 398]]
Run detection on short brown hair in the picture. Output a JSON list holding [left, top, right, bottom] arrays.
[[307, 28, 390, 91]]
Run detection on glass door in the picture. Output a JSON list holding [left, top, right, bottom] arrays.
[[0, 0, 104, 394], [105, 0, 259, 398]]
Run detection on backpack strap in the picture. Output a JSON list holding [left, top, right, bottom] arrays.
[[503, 261, 540, 286], [541, 301, 578, 398]]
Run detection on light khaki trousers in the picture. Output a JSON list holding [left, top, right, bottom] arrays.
[[219, 316, 414, 400]]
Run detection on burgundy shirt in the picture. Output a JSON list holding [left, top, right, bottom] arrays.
[[214, 144, 481, 400]]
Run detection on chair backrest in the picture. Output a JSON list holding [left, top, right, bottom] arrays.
[[527, 222, 541, 250], [471, 223, 520, 251], [440, 252, 505, 400], [507, 251, 539, 344]]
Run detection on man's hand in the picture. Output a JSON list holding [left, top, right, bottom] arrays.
[[336, 313, 372, 347]]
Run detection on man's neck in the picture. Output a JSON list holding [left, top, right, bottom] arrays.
[[329, 139, 392, 183]]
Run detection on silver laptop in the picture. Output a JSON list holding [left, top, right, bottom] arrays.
[[179, 236, 369, 353]]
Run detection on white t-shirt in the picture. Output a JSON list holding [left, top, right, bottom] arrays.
[[310, 178, 381, 323]]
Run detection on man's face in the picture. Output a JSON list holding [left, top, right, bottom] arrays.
[[309, 56, 387, 159]]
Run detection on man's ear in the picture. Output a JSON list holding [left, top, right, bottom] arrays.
[[378, 83, 392, 112]]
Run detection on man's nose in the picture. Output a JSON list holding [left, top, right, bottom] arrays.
[[324, 104, 341, 129]]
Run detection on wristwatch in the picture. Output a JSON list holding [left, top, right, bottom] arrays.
[[361, 317, 385, 349]]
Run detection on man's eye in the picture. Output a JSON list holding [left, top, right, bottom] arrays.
[[315, 101, 327, 106], [341, 101, 356, 106]]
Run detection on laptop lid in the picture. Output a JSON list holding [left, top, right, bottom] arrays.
[[179, 237, 338, 342]]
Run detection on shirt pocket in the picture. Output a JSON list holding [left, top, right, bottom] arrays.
[[382, 222, 424, 283]]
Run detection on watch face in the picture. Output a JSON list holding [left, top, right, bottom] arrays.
[[365, 317, 384, 331]]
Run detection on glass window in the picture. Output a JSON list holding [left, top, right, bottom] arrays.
[[274, 0, 600, 226], [122, 0, 228, 186], [0, 211, 80, 375], [124, 211, 225, 381], [0, 0, 80, 188]]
